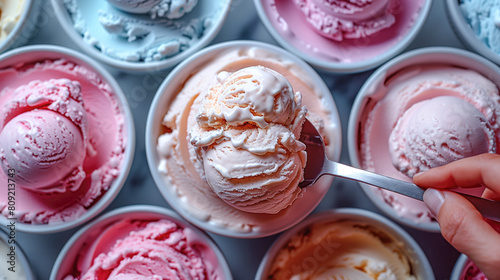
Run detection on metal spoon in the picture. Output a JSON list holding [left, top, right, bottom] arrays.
[[299, 119, 500, 222]]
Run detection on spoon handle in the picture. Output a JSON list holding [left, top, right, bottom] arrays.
[[324, 160, 500, 222]]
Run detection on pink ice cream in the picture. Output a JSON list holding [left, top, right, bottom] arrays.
[[357, 65, 500, 223], [155, 45, 339, 234], [259, 0, 426, 64], [63, 219, 221, 280], [389, 96, 496, 178], [460, 260, 487, 280], [295, 0, 395, 41], [190, 66, 307, 214], [0, 59, 127, 225]]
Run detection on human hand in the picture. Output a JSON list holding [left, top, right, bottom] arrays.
[[413, 153, 500, 279]]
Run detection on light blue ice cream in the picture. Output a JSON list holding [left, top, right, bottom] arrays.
[[63, 0, 220, 63], [460, 0, 500, 54]]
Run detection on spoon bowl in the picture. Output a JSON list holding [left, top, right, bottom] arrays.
[[299, 119, 500, 222]]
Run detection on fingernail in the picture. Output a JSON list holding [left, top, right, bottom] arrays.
[[423, 189, 445, 218], [412, 172, 423, 180]]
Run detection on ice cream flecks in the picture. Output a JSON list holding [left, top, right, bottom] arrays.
[[65, 219, 221, 280], [267, 220, 417, 280], [190, 66, 307, 215], [358, 65, 500, 223], [0, 59, 127, 225], [0, 0, 26, 41]]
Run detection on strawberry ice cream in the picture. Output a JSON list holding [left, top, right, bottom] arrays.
[[356, 64, 500, 224], [255, 0, 430, 71], [63, 218, 221, 280], [295, 0, 395, 41], [190, 66, 307, 214], [0, 57, 129, 226], [460, 259, 487, 280]]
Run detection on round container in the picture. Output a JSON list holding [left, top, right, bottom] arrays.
[[0, 45, 135, 233], [347, 47, 500, 232], [446, 0, 500, 66], [255, 208, 434, 280], [0, 0, 42, 54], [146, 40, 342, 238], [254, 0, 432, 73], [0, 229, 36, 280], [50, 205, 232, 280], [51, 0, 232, 72]]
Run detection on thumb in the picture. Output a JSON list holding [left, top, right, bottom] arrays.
[[423, 189, 500, 279]]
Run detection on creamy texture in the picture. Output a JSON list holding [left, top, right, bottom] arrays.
[[156, 46, 338, 233], [0, 59, 127, 224], [389, 96, 496, 178], [267, 220, 416, 280], [460, 260, 487, 280], [358, 65, 500, 223], [460, 0, 500, 55], [64, 0, 219, 63], [64, 219, 221, 280], [295, 0, 395, 41], [190, 66, 307, 214], [260, 0, 424, 63], [0, 0, 25, 42], [106, 0, 198, 19]]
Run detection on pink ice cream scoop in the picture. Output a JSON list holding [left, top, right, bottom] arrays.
[[66, 219, 221, 280], [389, 96, 497, 177], [189, 66, 307, 214], [294, 0, 395, 41], [0, 58, 128, 226], [0, 79, 88, 192]]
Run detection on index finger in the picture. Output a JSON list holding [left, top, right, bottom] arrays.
[[413, 153, 500, 193]]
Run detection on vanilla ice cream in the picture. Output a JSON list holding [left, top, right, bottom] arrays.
[[357, 64, 500, 223], [190, 66, 307, 214], [155, 44, 340, 234], [267, 220, 417, 279], [0, 58, 128, 225], [0, 0, 26, 42]]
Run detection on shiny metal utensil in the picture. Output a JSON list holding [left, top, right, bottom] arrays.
[[299, 119, 500, 222]]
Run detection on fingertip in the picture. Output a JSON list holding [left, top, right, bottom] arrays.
[[436, 191, 500, 267]]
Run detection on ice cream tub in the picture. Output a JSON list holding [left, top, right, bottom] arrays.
[[51, 0, 232, 72], [0, 229, 35, 280], [253, 0, 432, 73], [451, 254, 488, 280], [255, 208, 434, 280], [0, 45, 135, 233], [146, 40, 342, 238], [50, 205, 232, 280], [446, 0, 500, 66], [0, 0, 42, 54], [348, 47, 500, 232]]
